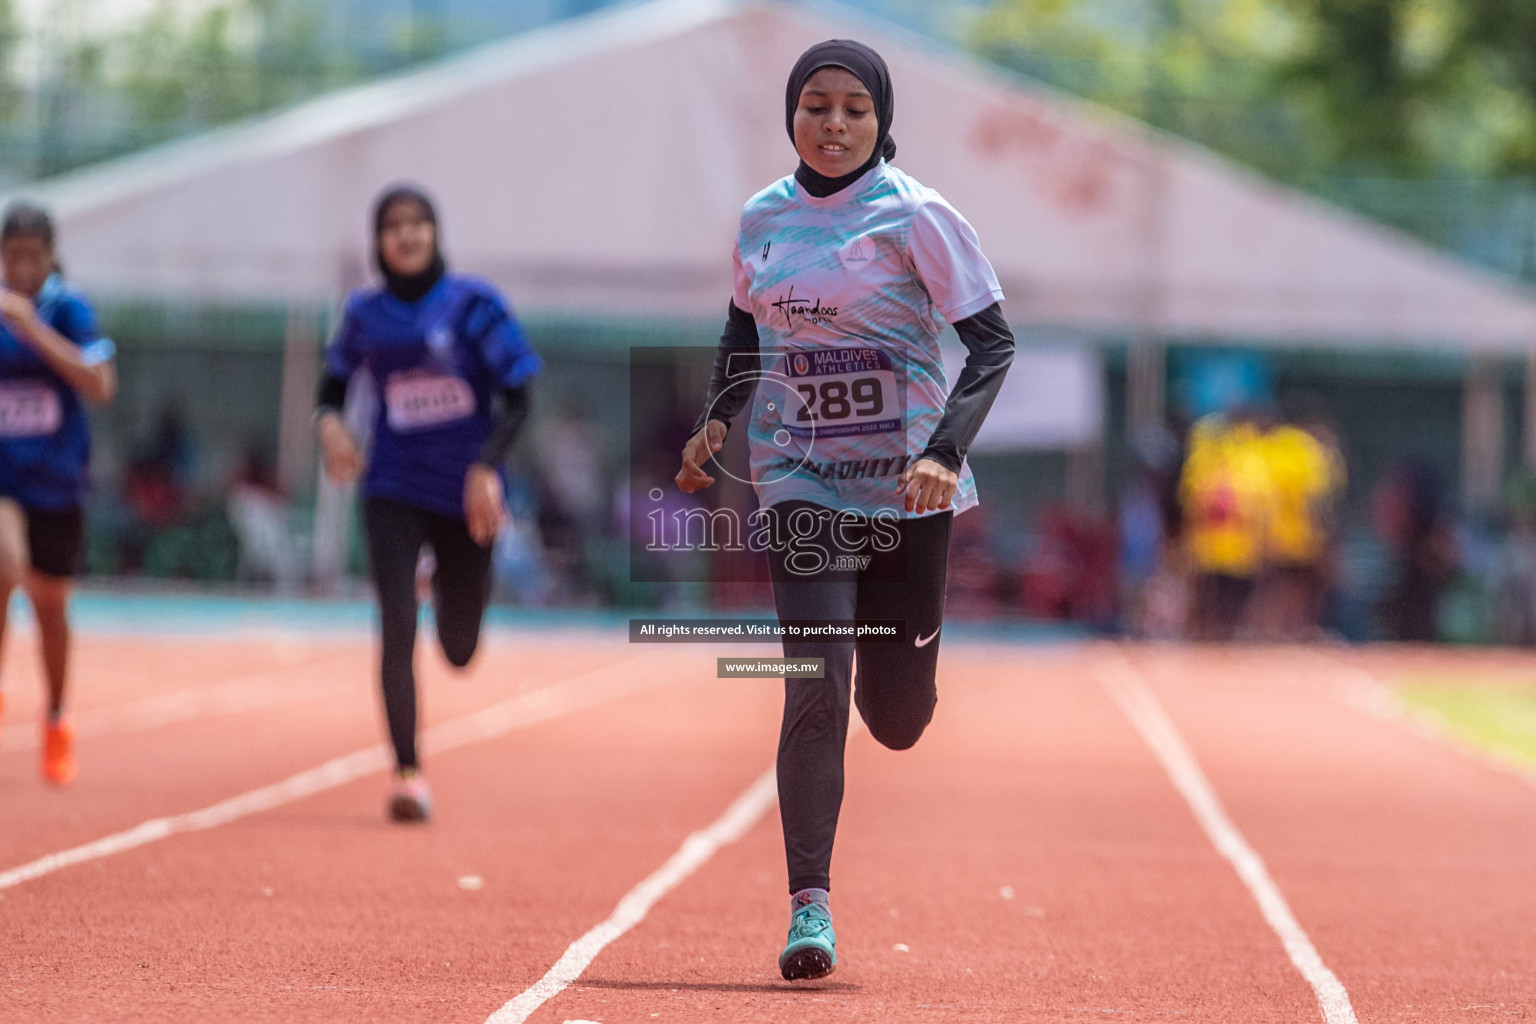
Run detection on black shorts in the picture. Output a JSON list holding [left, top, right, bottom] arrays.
[[25, 505, 85, 579]]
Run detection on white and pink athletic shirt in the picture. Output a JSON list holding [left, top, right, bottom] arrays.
[[730, 159, 1004, 518]]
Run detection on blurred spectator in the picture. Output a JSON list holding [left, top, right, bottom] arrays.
[[229, 441, 281, 498], [492, 472, 555, 605], [225, 440, 303, 588], [119, 402, 198, 569], [534, 403, 607, 604], [1120, 422, 1186, 638], [1020, 505, 1118, 629], [1493, 469, 1536, 644], [946, 507, 1014, 618], [1179, 410, 1274, 640], [1251, 403, 1345, 640], [622, 442, 713, 610], [145, 403, 195, 483], [1373, 460, 1457, 641], [539, 402, 606, 527]]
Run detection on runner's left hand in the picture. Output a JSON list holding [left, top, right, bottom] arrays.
[[898, 457, 957, 516], [464, 464, 507, 546]]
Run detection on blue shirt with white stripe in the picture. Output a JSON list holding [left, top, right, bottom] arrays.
[[325, 273, 542, 519], [0, 274, 114, 510]]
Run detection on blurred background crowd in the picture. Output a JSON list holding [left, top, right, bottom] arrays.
[[8, 0, 1536, 644]]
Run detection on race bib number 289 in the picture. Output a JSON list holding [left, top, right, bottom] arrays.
[[782, 347, 901, 439]]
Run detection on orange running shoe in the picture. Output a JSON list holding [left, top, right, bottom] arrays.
[[42, 716, 77, 786]]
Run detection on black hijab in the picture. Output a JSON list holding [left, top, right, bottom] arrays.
[[785, 39, 896, 199], [373, 185, 446, 303]]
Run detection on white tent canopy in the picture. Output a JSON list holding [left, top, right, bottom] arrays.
[[28, 0, 1536, 352]]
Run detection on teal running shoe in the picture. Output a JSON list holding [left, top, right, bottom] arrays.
[[778, 900, 836, 980]]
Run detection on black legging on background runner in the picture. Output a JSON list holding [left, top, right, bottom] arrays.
[[364, 496, 494, 771], [768, 500, 953, 894]]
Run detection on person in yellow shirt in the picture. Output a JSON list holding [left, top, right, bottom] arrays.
[[1256, 414, 1343, 639], [1180, 411, 1274, 640]]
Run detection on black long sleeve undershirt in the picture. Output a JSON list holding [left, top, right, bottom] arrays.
[[474, 385, 531, 467], [315, 373, 532, 467], [920, 302, 1015, 474], [692, 301, 761, 435], [316, 373, 348, 415], [691, 299, 1014, 475]]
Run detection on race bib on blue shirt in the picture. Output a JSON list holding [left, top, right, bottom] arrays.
[[0, 380, 62, 438], [384, 370, 475, 432]]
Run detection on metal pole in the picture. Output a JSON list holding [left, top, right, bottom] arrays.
[[1127, 0, 1176, 439], [1463, 354, 1505, 513], [1524, 349, 1536, 469], [277, 305, 321, 495]]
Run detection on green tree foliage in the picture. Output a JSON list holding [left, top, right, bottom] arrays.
[[971, 0, 1536, 182], [14, 0, 445, 178], [120, 0, 333, 134], [1456, 0, 1536, 171], [0, 0, 20, 118]]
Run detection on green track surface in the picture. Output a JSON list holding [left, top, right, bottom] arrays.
[[1399, 679, 1536, 766]]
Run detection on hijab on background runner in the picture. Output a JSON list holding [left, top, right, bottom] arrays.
[[372, 185, 446, 303], [785, 39, 897, 198]]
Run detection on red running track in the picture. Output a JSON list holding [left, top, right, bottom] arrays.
[[1, 633, 1534, 1022]]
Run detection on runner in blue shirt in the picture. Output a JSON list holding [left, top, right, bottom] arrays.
[[0, 201, 118, 786], [316, 186, 541, 823]]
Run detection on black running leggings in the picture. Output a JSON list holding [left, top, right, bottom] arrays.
[[364, 497, 493, 771], [768, 501, 953, 894]]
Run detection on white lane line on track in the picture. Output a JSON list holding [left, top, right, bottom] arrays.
[[0, 655, 357, 752], [0, 653, 662, 892], [484, 765, 778, 1024], [1098, 651, 1358, 1024], [486, 712, 863, 1023]]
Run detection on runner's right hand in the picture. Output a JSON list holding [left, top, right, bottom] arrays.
[[318, 414, 364, 486], [676, 420, 727, 493], [0, 289, 40, 339]]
